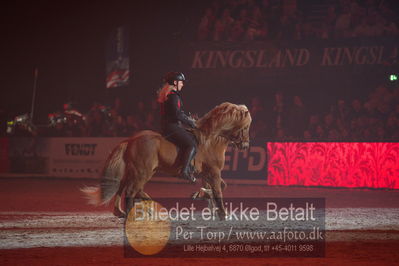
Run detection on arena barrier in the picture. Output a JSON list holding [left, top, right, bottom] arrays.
[[5, 137, 124, 178], [2, 137, 399, 189], [3, 137, 267, 180]]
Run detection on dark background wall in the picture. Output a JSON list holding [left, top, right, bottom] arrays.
[[1, 0, 398, 123]]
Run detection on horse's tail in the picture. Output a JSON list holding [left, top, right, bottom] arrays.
[[81, 141, 128, 206]]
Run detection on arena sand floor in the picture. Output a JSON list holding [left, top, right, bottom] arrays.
[[0, 177, 398, 265]]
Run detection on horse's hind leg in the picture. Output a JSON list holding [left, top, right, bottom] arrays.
[[113, 178, 127, 218], [125, 170, 154, 213], [136, 190, 152, 200], [113, 164, 142, 218], [114, 161, 142, 217], [125, 181, 142, 214], [121, 148, 157, 216]]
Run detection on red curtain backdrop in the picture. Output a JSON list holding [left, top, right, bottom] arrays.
[[267, 142, 399, 189]]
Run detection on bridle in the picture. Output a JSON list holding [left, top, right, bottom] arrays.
[[220, 127, 249, 148]]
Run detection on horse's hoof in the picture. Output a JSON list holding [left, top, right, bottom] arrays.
[[200, 188, 213, 198], [191, 191, 200, 199], [217, 211, 227, 221], [179, 171, 196, 184], [113, 209, 126, 218], [188, 176, 197, 184]]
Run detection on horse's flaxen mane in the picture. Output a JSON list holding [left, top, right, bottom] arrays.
[[196, 102, 251, 138]]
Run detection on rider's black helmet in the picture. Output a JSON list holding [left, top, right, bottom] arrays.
[[164, 72, 186, 85]]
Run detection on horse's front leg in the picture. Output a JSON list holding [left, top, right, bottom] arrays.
[[206, 168, 227, 220]]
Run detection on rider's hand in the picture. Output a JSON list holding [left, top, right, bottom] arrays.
[[188, 112, 198, 120], [188, 118, 197, 129]]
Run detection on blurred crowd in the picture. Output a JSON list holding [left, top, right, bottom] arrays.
[[3, 1, 398, 142], [5, 82, 399, 141], [197, 0, 399, 41], [7, 97, 160, 138], [249, 84, 399, 141]]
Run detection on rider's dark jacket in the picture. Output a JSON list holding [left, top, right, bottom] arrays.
[[160, 89, 197, 149], [160, 90, 196, 131]]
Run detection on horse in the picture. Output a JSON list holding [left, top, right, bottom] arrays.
[[81, 102, 252, 220]]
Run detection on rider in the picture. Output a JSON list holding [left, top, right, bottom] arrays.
[[157, 72, 197, 183]]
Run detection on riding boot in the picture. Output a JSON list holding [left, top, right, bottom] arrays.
[[180, 146, 197, 183]]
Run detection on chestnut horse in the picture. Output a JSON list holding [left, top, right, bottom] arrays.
[[82, 102, 252, 219]]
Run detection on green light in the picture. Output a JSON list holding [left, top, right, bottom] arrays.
[[390, 74, 398, 81]]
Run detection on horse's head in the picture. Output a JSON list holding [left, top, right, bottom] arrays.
[[197, 102, 252, 149], [217, 105, 252, 150], [222, 116, 251, 150]]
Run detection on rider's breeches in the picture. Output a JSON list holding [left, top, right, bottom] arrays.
[[162, 123, 197, 151]]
